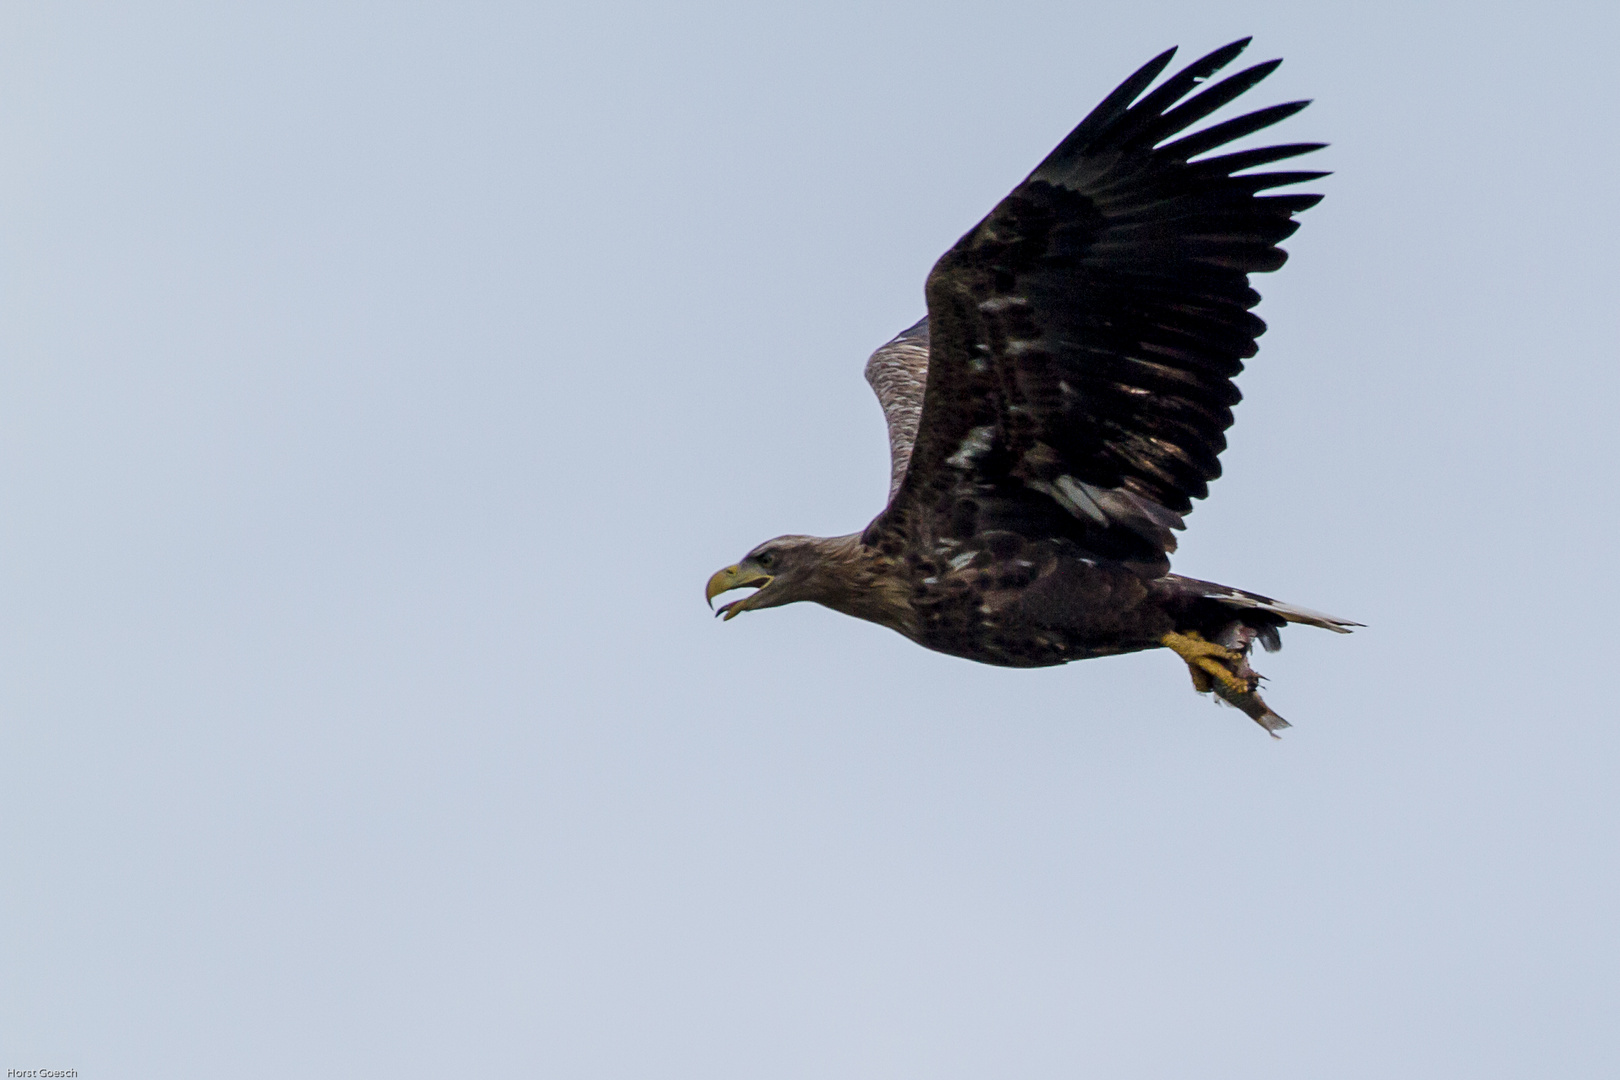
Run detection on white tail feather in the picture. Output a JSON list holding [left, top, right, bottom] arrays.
[[1171, 574, 1361, 633]]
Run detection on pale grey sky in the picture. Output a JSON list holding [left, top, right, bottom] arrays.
[[3, 2, 1618, 1077]]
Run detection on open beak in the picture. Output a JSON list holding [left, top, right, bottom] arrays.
[[705, 564, 773, 620]]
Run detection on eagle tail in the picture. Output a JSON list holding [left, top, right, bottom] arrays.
[[1161, 578, 1360, 736], [1171, 574, 1361, 650]]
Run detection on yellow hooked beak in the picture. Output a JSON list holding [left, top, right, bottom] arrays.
[[705, 564, 773, 620]]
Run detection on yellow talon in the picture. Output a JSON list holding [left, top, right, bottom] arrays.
[[1160, 630, 1290, 737], [1196, 657, 1252, 697], [1160, 629, 1240, 664], [1160, 630, 1252, 697]]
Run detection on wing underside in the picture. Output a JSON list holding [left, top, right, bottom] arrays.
[[863, 39, 1324, 574]]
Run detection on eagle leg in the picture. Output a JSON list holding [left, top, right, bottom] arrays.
[[1160, 630, 1292, 737], [1160, 631, 1249, 696]]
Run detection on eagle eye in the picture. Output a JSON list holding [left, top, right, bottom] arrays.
[[755, 551, 776, 568]]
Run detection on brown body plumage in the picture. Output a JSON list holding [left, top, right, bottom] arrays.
[[707, 40, 1357, 734]]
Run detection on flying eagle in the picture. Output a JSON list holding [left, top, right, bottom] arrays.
[[705, 40, 1357, 734]]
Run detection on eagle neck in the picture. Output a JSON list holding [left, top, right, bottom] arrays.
[[806, 533, 916, 638]]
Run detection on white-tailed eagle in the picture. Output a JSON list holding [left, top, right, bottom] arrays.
[[706, 40, 1357, 734]]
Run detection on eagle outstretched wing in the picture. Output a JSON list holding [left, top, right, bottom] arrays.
[[863, 38, 1324, 575], [863, 317, 930, 502]]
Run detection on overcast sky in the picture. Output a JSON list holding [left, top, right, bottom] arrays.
[[3, 2, 1618, 1077]]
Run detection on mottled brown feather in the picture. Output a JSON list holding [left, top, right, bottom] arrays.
[[862, 39, 1325, 584]]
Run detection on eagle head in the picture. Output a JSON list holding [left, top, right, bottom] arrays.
[[705, 535, 831, 620]]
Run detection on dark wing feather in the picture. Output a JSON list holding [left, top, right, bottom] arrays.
[[863, 40, 1323, 575]]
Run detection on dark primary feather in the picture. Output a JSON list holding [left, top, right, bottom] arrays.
[[863, 39, 1324, 577]]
